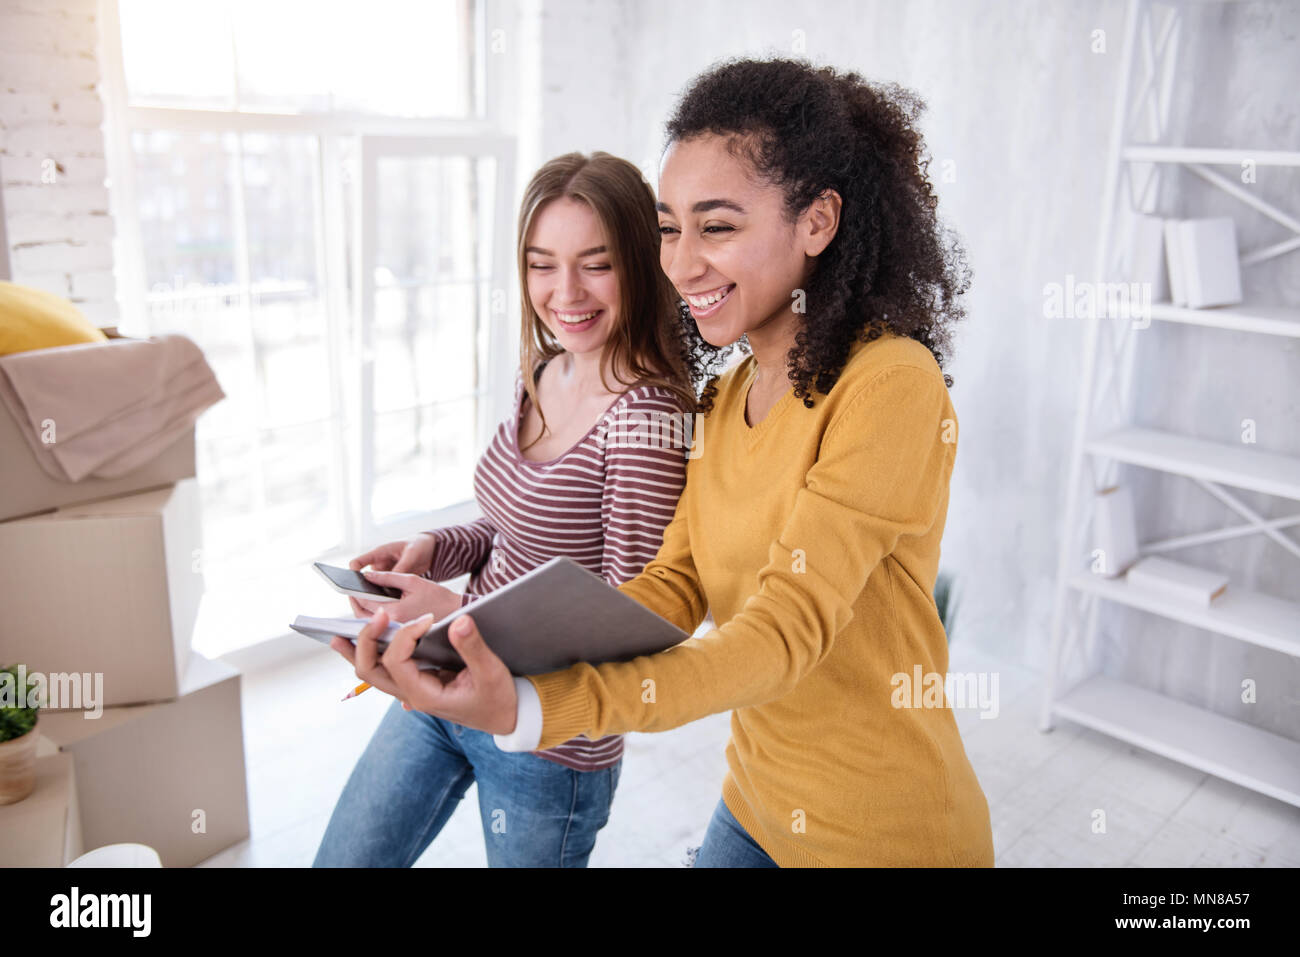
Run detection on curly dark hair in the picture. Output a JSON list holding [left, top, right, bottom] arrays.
[[664, 57, 971, 411]]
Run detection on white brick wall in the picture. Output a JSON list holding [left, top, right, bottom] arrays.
[[0, 0, 119, 324]]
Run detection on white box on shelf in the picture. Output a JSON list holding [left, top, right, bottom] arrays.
[[1091, 485, 1139, 578], [1125, 555, 1228, 606], [1179, 217, 1243, 309], [1130, 214, 1168, 302], [1164, 219, 1188, 306]]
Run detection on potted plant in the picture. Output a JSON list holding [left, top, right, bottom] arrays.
[[0, 664, 42, 805]]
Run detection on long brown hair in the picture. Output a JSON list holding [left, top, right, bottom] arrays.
[[516, 152, 696, 448]]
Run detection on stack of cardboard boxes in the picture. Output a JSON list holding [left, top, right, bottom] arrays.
[[0, 337, 248, 867]]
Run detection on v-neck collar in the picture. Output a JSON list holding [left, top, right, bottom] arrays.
[[739, 356, 796, 443]]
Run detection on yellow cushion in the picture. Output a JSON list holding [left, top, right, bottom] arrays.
[[0, 281, 109, 356]]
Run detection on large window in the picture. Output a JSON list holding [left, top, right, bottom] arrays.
[[117, 0, 475, 118], [102, 0, 516, 655]]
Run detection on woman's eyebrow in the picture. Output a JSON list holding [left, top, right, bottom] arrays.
[[524, 245, 607, 256], [655, 199, 747, 215]]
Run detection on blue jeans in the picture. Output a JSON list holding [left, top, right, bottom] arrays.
[[313, 698, 621, 867], [690, 797, 779, 868]]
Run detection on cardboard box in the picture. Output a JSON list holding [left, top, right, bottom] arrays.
[[36, 653, 249, 868], [0, 383, 196, 523], [0, 479, 203, 708], [0, 411, 195, 522], [0, 744, 84, 866]]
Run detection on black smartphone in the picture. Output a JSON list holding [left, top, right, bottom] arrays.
[[313, 562, 403, 601]]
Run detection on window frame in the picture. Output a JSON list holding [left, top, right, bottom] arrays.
[[356, 133, 515, 546], [98, 0, 520, 570]]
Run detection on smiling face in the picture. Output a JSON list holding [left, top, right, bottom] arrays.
[[656, 134, 816, 349], [523, 196, 619, 356]]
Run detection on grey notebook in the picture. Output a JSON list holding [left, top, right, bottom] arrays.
[[291, 556, 690, 675]]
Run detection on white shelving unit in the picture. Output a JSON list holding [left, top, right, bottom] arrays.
[[1051, 676, 1300, 809], [1039, 0, 1300, 808]]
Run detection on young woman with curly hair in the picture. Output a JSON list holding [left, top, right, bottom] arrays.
[[338, 58, 995, 868]]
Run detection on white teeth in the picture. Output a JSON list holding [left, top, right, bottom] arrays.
[[687, 286, 733, 308], [556, 310, 599, 324]]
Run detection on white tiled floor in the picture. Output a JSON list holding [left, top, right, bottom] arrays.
[[198, 639, 1300, 867]]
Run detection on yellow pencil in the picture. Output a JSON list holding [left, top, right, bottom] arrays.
[[342, 682, 371, 701]]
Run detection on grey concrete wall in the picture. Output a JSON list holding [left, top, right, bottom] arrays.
[[529, 0, 1299, 735]]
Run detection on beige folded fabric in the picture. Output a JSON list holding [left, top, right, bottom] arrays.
[[0, 333, 225, 482]]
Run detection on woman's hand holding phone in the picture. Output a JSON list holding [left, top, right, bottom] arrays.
[[347, 533, 440, 618], [350, 571, 463, 623]]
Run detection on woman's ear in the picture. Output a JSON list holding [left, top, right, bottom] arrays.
[[802, 189, 843, 258]]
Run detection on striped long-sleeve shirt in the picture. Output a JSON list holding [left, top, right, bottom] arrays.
[[422, 364, 690, 770]]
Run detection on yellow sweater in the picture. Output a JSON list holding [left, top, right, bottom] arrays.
[[527, 330, 995, 867]]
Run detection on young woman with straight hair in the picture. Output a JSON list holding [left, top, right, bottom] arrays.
[[314, 151, 697, 867]]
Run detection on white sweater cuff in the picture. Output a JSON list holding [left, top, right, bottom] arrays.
[[493, 677, 543, 752]]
